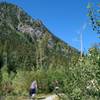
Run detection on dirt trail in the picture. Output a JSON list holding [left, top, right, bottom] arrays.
[[43, 95, 59, 100]]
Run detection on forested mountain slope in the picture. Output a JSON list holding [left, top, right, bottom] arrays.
[[0, 2, 79, 72]]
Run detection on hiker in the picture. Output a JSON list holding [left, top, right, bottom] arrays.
[[49, 80, 59, 93], [29, 80, 37, 99], [54, 80, 60, 94]]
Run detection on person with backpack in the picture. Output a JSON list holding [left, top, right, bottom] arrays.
[[29, 80, 37, 100]]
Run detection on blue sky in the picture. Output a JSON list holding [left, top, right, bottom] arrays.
[[2, 0, 100, 52]]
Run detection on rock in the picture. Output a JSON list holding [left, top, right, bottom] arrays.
[[44, 95, 59, 100]]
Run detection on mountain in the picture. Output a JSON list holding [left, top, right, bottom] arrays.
[[0, 2, 79, 72]]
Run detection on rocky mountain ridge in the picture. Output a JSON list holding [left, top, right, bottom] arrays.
[[0, 2, 79, 72]]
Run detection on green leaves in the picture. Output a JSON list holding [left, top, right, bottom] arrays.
[[87, 2, 100, 35], [96, 20, 100, 26], [87, 3, 92, 9]]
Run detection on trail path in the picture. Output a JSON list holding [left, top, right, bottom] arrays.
[[42, 95, 59, 100]]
